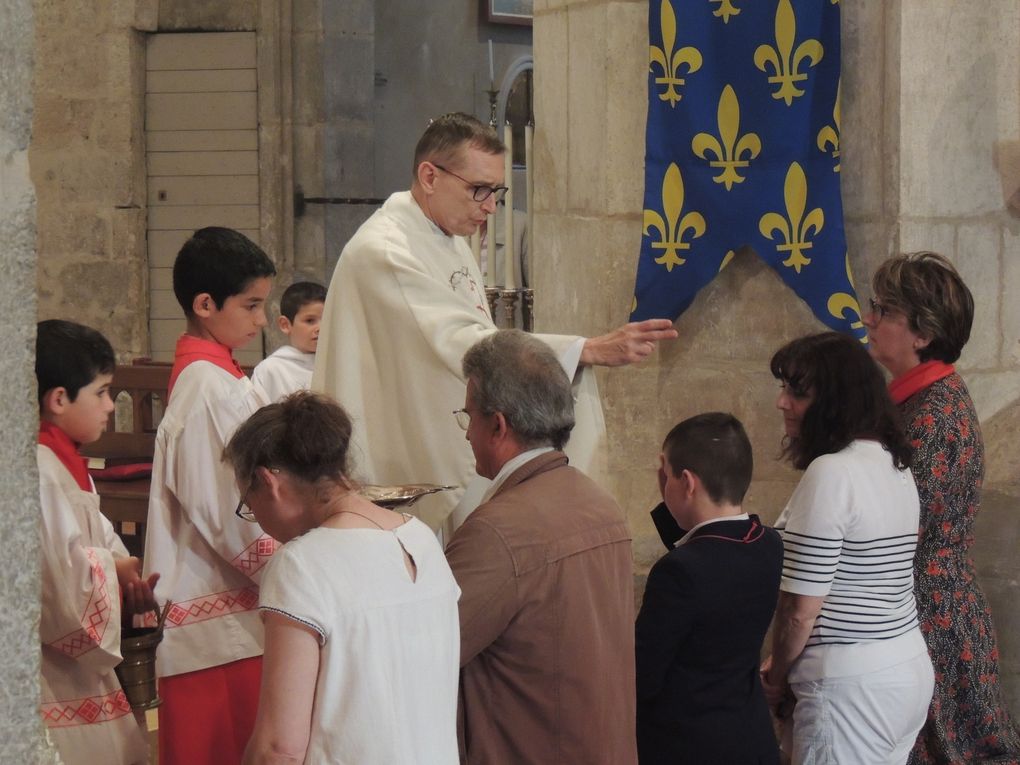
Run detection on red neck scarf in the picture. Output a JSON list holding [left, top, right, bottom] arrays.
[[38, 421, 92, 492], [169, 334, 245, 398], [888, 360, 954, 405]]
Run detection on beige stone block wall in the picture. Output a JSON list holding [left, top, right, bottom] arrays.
[[30, 0, 155, 359]]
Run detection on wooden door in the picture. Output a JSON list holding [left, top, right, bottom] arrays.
[[145, 32, 263, 366]]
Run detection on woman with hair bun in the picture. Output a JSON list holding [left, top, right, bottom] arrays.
[[866, 252, 1020, 764], [224, 391, 460, 765]]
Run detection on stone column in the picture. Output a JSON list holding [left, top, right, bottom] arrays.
[[0, 2, 56, 761]]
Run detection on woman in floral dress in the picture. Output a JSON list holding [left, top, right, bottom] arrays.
[[865, 251, 1020, 764]]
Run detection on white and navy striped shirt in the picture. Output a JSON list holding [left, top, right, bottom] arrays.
[[776, 440, 921, 648]]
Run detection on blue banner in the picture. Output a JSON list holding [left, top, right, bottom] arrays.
[[631, 0, 865, 341]]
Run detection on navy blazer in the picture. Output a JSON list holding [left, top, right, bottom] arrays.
[[636, 504, 783, 765]]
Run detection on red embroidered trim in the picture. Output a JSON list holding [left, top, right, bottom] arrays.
[[154, 586, 260, 629], [230, 534, 279, 577], [47, 549, 112, 659], [40, 689, 132, 728]]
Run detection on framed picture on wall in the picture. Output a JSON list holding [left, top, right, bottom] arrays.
[[485, 0, 532, 26]]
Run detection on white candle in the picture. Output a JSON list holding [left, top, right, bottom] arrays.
[[485, 215, 496, 287], [503, 123, 515, 290], [488, 40, 495, 91], [524, 123, 534, 278]]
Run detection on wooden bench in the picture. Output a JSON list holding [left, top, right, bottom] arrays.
[[80, 361, 171, 557]]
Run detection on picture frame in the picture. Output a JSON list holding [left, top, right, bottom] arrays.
[[485, 0, 532, 26]]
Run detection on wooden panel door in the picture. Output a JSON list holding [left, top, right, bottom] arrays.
[[145, 32, 263, 366]]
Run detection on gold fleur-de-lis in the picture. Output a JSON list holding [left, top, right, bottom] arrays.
[[817, 79, 841, 172], [719, 250, 736, 271], [754, 0, 823, 106], [644, 163, 706, 272], [758, 162, 824, 273], [692, 85, 761, 191], [710, 0, 740, 23], [650, 0, 703, 107], [827, 253, 866, 341]]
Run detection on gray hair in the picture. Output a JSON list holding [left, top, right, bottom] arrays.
[[462, 330, 575, 450]]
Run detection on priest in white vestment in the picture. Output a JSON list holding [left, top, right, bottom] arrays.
[[313, 113, 676, 533]]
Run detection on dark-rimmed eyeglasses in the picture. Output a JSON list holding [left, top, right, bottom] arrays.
[[433, 164, 508, 204], [234, 468, 281, 522]]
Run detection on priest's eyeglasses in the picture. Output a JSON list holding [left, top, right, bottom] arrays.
[[434, 164, 508, 204]]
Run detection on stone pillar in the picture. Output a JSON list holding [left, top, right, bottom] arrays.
[[534, 0, 1019, 710], [0, 2, 56, 761]]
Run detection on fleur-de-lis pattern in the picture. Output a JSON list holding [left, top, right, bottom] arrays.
[[650, 0, 703, 107], [754, 0, 824, 106], [817, 78, 841, 172], [710, 0, 740, 23], [633, 0, 861, 340], [692, 85, 761, 190], [644, 163, 707, 272], [758, 162, 823, 273]]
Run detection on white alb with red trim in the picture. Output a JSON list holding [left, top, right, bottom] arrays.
[[38, 446, 149, 764], [143, 360, 277, 678]]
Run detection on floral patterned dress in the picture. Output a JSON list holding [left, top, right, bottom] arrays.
[[899, 372, 1020, 765]]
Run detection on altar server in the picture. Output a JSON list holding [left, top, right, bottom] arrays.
[[37, 319, 156, 765], [143, 227, 277, 765]]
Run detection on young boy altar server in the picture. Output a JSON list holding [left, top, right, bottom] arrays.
[[251, 280, 325, 402], [635, 413, 783, 765], [37, 319, 158, 765], [143, 227, 277, 765]]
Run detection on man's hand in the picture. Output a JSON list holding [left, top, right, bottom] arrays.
[[580, 319, 678, 367], [115, 556, 161, 616]]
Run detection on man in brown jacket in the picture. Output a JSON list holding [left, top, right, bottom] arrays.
[[446, 330, 637, 764]]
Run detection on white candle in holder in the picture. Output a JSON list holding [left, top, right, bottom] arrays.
[[524, 122, 534, 274], [503, 123, 515, 290], [485, 214, 496, 288]]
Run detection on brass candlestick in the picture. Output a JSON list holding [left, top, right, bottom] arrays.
[[521, 288, 534, 332]]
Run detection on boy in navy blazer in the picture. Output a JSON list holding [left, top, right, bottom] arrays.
[[636, 412, 782, 765]]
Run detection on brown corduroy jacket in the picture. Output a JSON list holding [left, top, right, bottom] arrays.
[[446, 451, 637, 765]]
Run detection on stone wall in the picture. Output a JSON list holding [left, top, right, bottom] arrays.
[[31, 0, 157, 360], [0, 2, 56, 761], [533, 0, 1020, 712]]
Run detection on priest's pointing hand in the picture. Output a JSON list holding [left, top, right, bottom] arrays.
[[580, 318, 678, 367]]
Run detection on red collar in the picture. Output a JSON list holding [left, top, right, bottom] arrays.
[[888, 360, 954, 405], [38, 421, 92, 492], [169, 334, 245, 398]]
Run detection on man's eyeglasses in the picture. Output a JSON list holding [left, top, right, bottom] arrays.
[[234, 468, 280, 522], [452, 408, 471, 431], [433, 164, 508, 204]]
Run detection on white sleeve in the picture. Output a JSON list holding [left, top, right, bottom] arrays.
[[777, 456, 853, 597], [39, 479, 124, 669], [162, 384, 278, 583], [258, 545, 327, 645]]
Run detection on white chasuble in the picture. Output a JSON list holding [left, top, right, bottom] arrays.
[[313, 191, 606, 532]]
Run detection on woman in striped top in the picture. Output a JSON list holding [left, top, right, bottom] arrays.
[[761, 332, 934, 765]]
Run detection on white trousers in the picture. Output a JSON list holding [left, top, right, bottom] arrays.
[[790, 650, 934, 765]]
